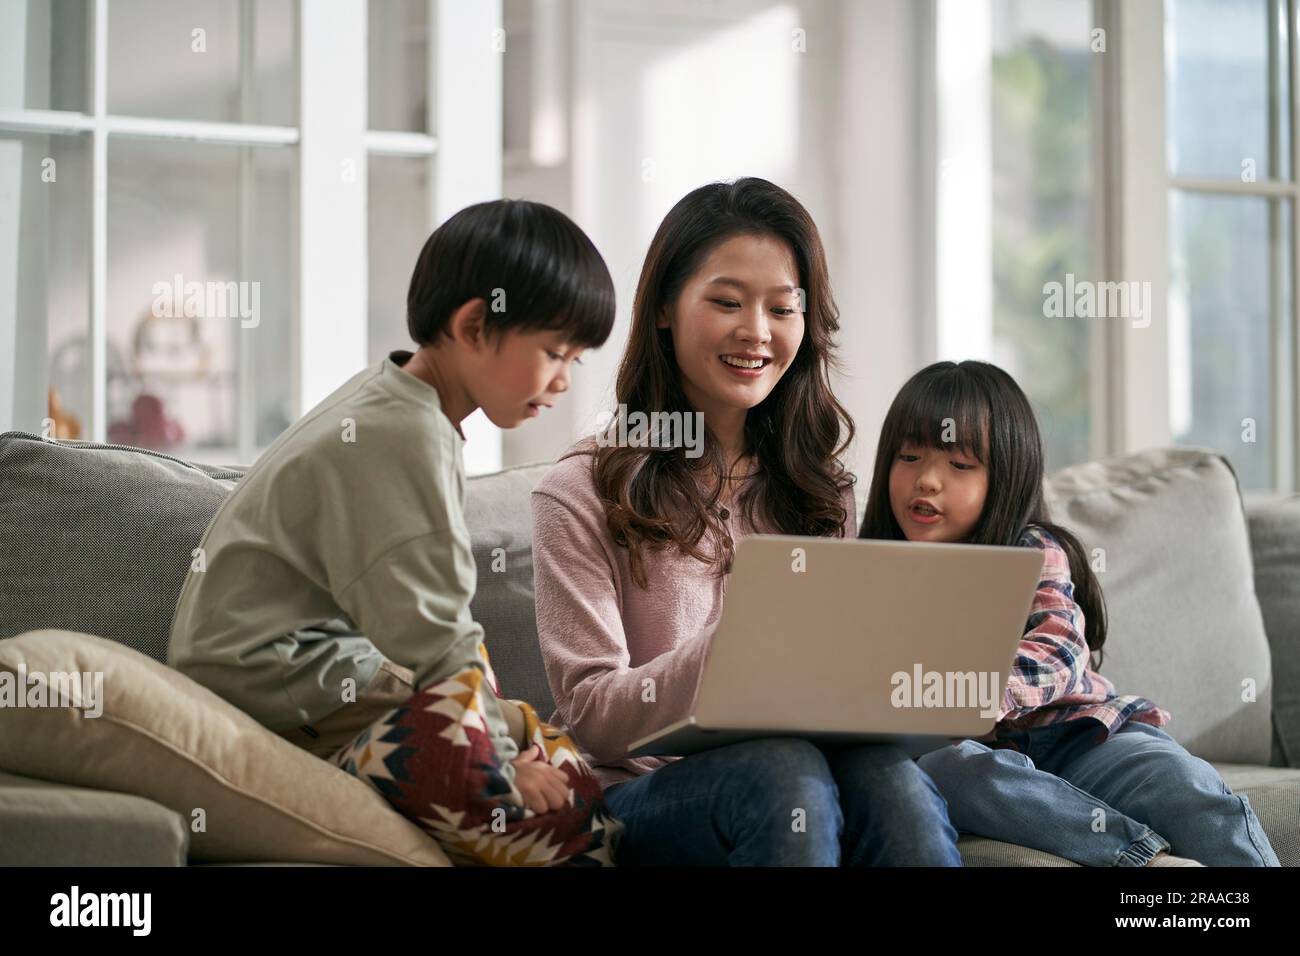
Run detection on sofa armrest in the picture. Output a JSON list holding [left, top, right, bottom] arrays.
[[1247, 497, 1300, 767], [0, 769, 189, 866]]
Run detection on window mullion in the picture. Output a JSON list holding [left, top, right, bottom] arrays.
[[1268, 0, 1283, 492], [1291, 0, 1300, 490], [90, 0, 107, 443], [237, 0, 256, 463], [1113, 0, 1171, 454], [1093, 0, 1121, 459]]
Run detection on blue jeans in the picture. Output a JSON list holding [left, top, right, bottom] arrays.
[[602, 737, 962, 866], [916, 718, 1279, 866]]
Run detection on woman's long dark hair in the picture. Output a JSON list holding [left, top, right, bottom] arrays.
[[858, 360, 1108, 659], [592, 177, 856, 587]]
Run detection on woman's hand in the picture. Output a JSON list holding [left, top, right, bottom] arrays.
[[510, 747, 571, 813]]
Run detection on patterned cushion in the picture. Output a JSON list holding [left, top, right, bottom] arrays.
[[332, 644, 622, 866]]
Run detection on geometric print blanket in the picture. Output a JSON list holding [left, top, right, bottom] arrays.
[[331, 644, 623, 866]]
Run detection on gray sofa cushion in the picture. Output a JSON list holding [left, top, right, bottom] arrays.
[[0, 769, 189, 866], [1213, 763, 1300, 866], [0, 432, 240, 663], [1044, 447, 1273, 765], [957, 836, 1079, 866], [0, 434, 1282, 770], [1247, 496, 1300, 767], [0, 431, 559, 716], [462, 462, 555, 715]]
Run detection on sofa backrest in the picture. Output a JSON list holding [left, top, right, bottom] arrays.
[[460, 462, 555, 716], [1043, 447, 1273, 765], [0, 432, 241, 664], [1, 431, 1291, 765], [0, 431, 560, 715]]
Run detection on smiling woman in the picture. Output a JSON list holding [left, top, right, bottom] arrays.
[[593, 178, 856, 587], [530, 177, 965, 867], [657, 235, 803, 457]]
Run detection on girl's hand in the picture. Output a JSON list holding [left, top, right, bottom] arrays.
[[510, 747, 571, 813]]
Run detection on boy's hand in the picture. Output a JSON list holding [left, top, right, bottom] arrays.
[[510, 747, 571, 814]]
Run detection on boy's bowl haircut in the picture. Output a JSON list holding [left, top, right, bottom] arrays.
[[406, 199, 616, 350]]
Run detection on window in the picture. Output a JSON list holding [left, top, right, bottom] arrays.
[[364, 0, 504, 474], [934, 0, 1299, 490], [367, 0, 432, 369], [1166, 0, 1296, 492], [935, 0, 1103, 472], [2, 0, 505, 472], [991, 0, 1099, 470], [2, 0, 296, 464]]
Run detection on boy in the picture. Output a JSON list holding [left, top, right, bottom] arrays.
[[169, 199, 615, 821]]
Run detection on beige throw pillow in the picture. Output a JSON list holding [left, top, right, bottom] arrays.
[[0, 630, 451, 866]]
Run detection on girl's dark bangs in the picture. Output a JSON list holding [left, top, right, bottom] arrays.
[[897, 371, 990, 461]]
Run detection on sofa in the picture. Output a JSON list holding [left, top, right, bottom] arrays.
[[1, 429, 1297, 866]]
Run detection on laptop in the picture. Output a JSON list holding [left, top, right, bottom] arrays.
[[624, 534, 1045, 759]]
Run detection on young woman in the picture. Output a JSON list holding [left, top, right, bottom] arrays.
[[530, 178, 962, 866], [861, 359, 1279, 867]]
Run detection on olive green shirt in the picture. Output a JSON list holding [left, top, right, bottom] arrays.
[[168, 350, 519, 781]]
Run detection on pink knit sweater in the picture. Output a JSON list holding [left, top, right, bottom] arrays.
[[531, 442, 857, 790]]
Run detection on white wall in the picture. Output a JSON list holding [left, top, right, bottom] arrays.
[[828, 0, 926, 491], [432, 0, 506, 475]]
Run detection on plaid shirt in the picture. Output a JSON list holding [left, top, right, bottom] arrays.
[[993, 525, 1171, 737]]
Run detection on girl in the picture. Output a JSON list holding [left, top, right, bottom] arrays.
[[530, 178, 962, 866], [860, 359, 1279, 867]]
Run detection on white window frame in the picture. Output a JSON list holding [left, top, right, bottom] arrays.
[[927, 0, 1123, 465], [1096, 0, 1172, 459], [1157, 0, 1299, 494], [0, 0, 504, 471], [926, 0, 1299, 493]]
